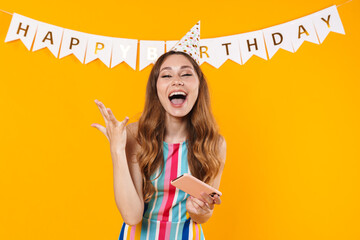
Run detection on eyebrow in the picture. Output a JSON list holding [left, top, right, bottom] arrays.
[[160, 65, 194, 72]]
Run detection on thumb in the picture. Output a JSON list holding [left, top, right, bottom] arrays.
[[91, 123, 109, 140]]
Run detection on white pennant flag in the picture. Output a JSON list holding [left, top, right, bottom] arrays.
[[199, 35, 241, 68], [287, 14, 320, 52], [84, 34, 113, 68], [237, 30, 267, 64], [139, 40, 165, 71], [309, 5, 345, 44], [165, 40, 178, 52], [59, 29, 88, 63], [111, 38, 138, 70], [32, 21, 63, 58], [4, 13, 38, 51], [262, 21, 295, 59]]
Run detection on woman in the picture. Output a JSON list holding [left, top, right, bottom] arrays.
[[91, 50, 226, 239]]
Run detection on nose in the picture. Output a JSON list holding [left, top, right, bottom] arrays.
[[172, 78, 184, 86]]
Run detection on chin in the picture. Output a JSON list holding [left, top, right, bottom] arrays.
[[167, 110, 190, 118]]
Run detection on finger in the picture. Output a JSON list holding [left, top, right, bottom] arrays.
[[213, 195, 222, 205], [105, 108, 129, 129], [191, 196, 210, 211], [95, 100, 110, 123], [98, 101, 110, 119], [200, 192, 215, 205], [122, 116, 129, 125], [91, 123, 109, 140], [106, 108, 118, 124], [121, 116, 129, 128], [195, 195, 215, 210], [95, 100, 109, 125], [195, 196, 214, 210], [189, 196, 201, 211]]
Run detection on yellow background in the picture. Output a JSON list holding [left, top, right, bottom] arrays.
[[0, 0, 359, 239]]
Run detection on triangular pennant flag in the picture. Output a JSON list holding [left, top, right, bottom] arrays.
[[310, 5, 345, 44], [4, 13, 38, 51]]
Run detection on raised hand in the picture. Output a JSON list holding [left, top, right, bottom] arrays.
[[91, 99, 129, 152]]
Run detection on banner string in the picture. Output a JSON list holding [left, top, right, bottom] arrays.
[[0, 9, 12, 15], [336, 0, 354, 7], [0, 0, 355, 17]]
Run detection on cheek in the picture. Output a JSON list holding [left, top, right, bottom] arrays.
[[192, 91, 199, 103], [156, 81, 162, 95], [191, 83, 200, 101], [156, 82, 168, 102]]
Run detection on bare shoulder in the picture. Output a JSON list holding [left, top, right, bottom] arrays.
[[126, 121, 139, 139]]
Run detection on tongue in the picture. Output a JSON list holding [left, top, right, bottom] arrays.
[[171, 98, 185, 105]]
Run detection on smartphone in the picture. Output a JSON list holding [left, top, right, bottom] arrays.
[[170, 173, 222, 201]]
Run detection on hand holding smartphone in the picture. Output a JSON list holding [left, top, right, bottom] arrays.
[[170, 173, 222, 201]]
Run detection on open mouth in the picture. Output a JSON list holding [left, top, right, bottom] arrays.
[[168, 91, 187, 105]]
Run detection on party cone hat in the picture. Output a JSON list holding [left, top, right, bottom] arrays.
[[170, 21, 200, 64]]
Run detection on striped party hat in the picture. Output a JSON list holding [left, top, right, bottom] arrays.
[[170, 21, 200, 65]]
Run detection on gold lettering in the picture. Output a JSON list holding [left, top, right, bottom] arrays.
[[42, 31, 53, 44], [200, 46, 209, 58], [321, 15, 331, 28], [95, 42, 104, 54], [70, 37, 79, 50], [298, 25, 309, 39], [16, 22, 29, 37], [272, 33, 283, 46], [222, 43, 231, 55], [247, 39, 258, 52]]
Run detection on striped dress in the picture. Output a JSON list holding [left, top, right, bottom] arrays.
[[118, 140, 206, 240]]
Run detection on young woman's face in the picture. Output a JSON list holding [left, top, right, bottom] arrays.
[[157, 54, 200, 118]]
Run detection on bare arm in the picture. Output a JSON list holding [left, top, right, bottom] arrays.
[[112, 123, 144, 226], [92, 100, 144, 226]]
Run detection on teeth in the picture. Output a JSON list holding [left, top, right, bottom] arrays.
[[169, 91, 187, 97]]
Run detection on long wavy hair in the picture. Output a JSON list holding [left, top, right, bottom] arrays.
[[136, 50, 223, 203]]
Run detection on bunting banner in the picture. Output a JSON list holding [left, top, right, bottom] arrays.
[[3, 5, 345, 71]]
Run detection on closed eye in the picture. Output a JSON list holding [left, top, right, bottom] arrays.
[[161, 74, 192, 78]]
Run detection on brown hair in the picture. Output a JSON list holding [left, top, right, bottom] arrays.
[[136, 50, 223, 203]]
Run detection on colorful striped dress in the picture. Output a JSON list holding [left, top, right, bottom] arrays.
[[118, 140, 206, 240]]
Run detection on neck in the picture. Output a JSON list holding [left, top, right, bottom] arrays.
[[164, 113, 188, 143]]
